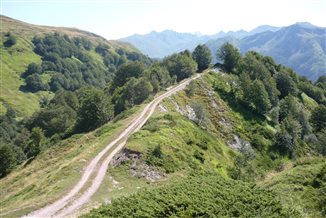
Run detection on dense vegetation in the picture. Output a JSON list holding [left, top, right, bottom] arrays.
[[84, 173, 298, 217], [261, 157, 326, 217], [1, 18, 325, 217], [0, 33, 211, 177], [84, 42, 326, 217], [21, 33, 151, 92], [215, 43, 326, 161]]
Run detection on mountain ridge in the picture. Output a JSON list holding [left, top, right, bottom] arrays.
[[121, 22, 326, 81]]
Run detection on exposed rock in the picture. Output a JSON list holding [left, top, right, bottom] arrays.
[[169, 97, 185, 115], [229, 135, 252, 153], [186, 104, 197, 122], [110, 148, 142, 167], [229, 135, 242, 150], [158, 104, 168, 112], [111, 148, 163, 182]]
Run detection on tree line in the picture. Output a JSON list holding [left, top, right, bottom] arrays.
[[216, 43, 326, 160]]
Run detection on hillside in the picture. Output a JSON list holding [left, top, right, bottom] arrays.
[[1, 15, 325, 218], [0, 15, 145, 118]]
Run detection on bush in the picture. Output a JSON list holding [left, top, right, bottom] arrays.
[[84, 173, 299, 218], [0, 144, 16, 178], [24, 74, 49, 92], [3, 33, 17, 47]]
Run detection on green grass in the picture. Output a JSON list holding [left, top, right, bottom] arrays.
[[124, 88, 235, 177], [0, 15, 140, 119], [259, 156, 326, 218], [0, 105, 144, 218], [0, 33, 54, 118], [301, 92, 318, 111]]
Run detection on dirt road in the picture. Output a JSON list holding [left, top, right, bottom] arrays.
[[24, 74, 200, 218]]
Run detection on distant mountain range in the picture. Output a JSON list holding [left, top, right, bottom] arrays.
[[120, 25, 279, 59], [120, 23, 326, 81]]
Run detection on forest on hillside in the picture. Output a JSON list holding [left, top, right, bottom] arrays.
[[1, 30, 326, 217]]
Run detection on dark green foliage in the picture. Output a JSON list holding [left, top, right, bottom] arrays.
[[0, 144, 16, 178], [114, 77, 153, 114], [193, 150, 205, 163], [24, 127, 46, 158], [299, 79, 325, 104], [163, 52, 197, 82], [192, 44, 212, 71], [0, 107, 18, 144], [279, 95, 298, 122], [311, 105, 326, 132], [24, 74, 49, 92], [241, 51, 271, 80], [84, 173, 299, 218], [146, 145, 177, 173], [95, 43, 110, 56], [275, 72, 298, 98], [316, 130, 326, 156], [22, 63, 43, 78], [27, 33, 149, 93], [75, 88, 114, 132], [146, 64, 173, 92], [3, 32, 17, 47], [27, 90, 79, 137], [113, 61, 145, 87], [249, 80, 272, 114], [239, 74, 271, 115], [217, 42, 241, 73]]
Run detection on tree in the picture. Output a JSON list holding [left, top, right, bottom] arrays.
[[0, 144, 16, 177], [249, 80, 272, 114], [23, 63, 43, 78], [163, 52, 197, 82], [279, 95, 298, 122], [4, 33, 17, 47], [275, 72, 298, 98], [241, 51, 271, 81], [95, 43, 110, 56], [275, 131, 294, 156], [192, 44, 212, 71], [25, 74, 48, 92], [24, 127, 46, 158], [113, 61, 145, 87], [317, 129, 326, 156], [115, 77, 153, 113], [75, 88, 114, 132], [311, 105, 326, 132], [146, 64, 172, 92], [216, 43, 241, 73]]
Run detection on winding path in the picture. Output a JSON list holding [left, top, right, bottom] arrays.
[[23, 74, 200, 218]]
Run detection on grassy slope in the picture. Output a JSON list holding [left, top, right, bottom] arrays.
[[1, 67, 323, 217], [85, 71, 325, 217], [0, 15, 139, 118], [259, 157, 326, 218], [0, 106, 143, 217], [0, 33, 53, 117]]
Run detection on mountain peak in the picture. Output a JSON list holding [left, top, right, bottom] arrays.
[[293, 22, 316, 29]]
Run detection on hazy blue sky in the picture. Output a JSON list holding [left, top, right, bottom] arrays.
[[1, 0, 325, 39]]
